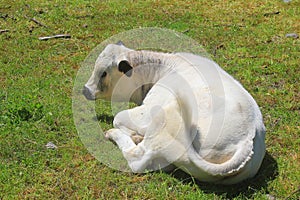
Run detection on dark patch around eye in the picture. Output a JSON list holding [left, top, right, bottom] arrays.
[[101, 71, 107, 78]]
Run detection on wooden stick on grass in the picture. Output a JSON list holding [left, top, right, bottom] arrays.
[[30, 17, 48, 28], [38, 34, 71, 41], [0, 29, 9, 34], [25, 15, 48, 28]]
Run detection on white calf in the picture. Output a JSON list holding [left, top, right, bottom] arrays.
[[83, 42, 266, 184]]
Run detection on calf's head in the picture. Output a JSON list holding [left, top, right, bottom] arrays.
[[83, 42, 135, 101]]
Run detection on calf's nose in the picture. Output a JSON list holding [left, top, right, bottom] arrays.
[[82, 86, 96, 100]]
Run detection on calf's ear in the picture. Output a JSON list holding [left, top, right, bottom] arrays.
[[118, 60, 133, 77]]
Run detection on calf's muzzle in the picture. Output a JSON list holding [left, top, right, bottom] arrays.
[[82, 86, 96, 100]]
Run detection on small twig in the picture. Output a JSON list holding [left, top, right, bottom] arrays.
[[30, 17, 48, 28], [264, 11, 280, 16], [0, 29, 9, 34], [25, 15, 48, 28], [1, 14, 16, 21], [213, 44, 225, 57], [238, 55, 257, 59], [38, 34, 71, 41], [182, 29, 190, 33], [213, 24, 246, 27], [0, 13, 8, 19]]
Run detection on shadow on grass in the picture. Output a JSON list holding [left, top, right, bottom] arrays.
[[95, 114, 114, 124], [170, 151, 278, 198]]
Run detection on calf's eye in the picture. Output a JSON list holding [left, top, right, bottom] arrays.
[[101, 71, 107, 78]]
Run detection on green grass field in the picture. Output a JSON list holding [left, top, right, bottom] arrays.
[[1, 0, 299, 199]]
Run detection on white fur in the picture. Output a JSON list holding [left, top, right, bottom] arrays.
[[84, 44, 266, 184]]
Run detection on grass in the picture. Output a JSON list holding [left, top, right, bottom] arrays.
[[0, 0, 299, 199]]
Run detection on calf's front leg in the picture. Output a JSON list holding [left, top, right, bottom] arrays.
[[105, 128, 154, 172], [113, 106, 152, 144], [105, 128, 136, 150]]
